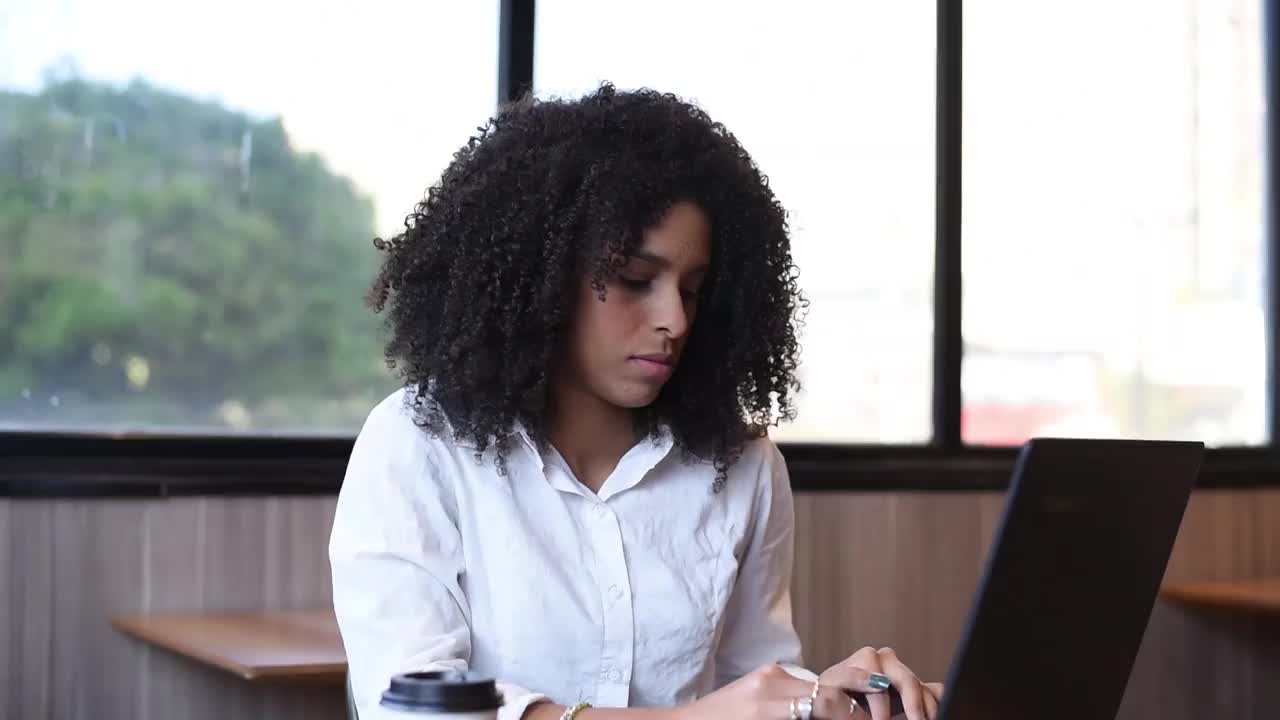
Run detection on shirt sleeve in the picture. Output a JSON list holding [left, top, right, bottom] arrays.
[[713, 439, 818, 688], [329, 398, 548, 720]]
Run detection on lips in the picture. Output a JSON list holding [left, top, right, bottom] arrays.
[[629, 353, 676, 380], [631, 353, 674, 366]]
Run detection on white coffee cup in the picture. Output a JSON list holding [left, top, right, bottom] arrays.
[[380, 671, 504, 719]]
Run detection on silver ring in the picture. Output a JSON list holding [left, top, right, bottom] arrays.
[[796, 696, 813, 720], [788, 698, 800, 720]]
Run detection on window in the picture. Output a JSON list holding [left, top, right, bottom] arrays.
[[0, 0, 498, 434], [535, 0, 937, 443], [4, 0, 1274, 461], [962, 0, 1267, 446]]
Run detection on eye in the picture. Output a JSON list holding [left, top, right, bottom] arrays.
[[618, 275, 652, 291]]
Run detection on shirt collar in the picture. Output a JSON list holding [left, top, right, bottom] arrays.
[[537, 424, 676, 501], [444, 410, 677, 499], [597, 425, 676, 501], [443, 415, 530, 452]]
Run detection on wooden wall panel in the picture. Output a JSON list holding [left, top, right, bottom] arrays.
[[2, 496, 343, 720], [140, 498, 208, 720], [48, 501, 148, 720], [2, 490, 1275, 719], [791, 493, 1006, 682], [1118, 489, 1280, 720], [0, 500, 11, 714], [262, 497, 336, 610], [9, 501, 55, 720], [792, 490, 1280, 720], [198, 499, 271, 610]]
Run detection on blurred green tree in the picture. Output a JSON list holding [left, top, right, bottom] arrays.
[[0, 77, 393, 431]]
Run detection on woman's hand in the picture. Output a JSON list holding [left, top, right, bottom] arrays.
[[676, 663, 892, 720], [819, 647, 944, 720]]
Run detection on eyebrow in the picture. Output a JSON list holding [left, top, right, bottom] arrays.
[[629, 250, 710, 275]]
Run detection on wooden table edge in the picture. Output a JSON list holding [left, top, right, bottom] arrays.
[[242, 662, 350, 683], [110, 613, 349, 685], [1159, 577, 1280, 614], [111, 615, 260, 679]]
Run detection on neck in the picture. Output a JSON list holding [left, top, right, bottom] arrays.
[[546, 382, 638, 493]]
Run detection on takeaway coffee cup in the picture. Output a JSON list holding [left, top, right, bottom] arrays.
[[380, 671, 504, 719]]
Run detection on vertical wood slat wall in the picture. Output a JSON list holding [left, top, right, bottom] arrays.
[[3, 490, 1277, 719]]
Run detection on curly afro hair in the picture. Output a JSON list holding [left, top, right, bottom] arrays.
[[368, 83, 806, 480]]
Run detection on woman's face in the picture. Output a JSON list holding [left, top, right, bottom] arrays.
[[559, 200, 712, 411]]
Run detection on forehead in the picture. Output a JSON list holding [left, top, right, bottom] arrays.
[[632, 201, 711, 269]]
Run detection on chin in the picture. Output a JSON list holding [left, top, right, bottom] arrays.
[[612, 395, 659, 410], [607, 387, 662, 409]]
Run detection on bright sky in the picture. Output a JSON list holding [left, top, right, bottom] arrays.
[[0, 0, 500, 238], [0, 0, 937, 292]]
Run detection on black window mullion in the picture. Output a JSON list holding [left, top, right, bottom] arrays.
[[498, 0, 536, 105], [933, 0, 964, 449], [1265, 0, 1280, 445]]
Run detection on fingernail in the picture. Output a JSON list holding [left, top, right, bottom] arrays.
[[869, 673, 891, 690]]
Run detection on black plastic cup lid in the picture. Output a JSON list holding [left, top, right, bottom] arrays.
[[380, 671, 504, 713]]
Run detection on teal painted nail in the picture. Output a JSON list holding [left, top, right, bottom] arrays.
[[869, 673, 892, 690]]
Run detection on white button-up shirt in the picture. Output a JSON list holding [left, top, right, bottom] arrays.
[[330, 389, 811, 720]]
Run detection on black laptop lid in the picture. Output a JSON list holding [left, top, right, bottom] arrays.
[[937, 438, 1204, 720]]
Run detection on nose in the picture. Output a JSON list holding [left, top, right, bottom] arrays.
[[654, 284, 691, 340]]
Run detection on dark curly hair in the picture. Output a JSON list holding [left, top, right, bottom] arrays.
[[368, 83, 805, 480]]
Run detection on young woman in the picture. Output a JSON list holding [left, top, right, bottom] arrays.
[[330, 84, 943, 720]]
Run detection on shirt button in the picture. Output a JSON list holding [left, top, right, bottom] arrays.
[[609, 584, 622, 599], [608, 668, 622, 683], [594, 504, 609, 519]]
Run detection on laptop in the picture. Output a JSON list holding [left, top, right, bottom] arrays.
[[925, 437, 1204, 720]]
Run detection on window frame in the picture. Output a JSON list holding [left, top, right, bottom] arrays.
[[3, 0, 1278, 497]]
